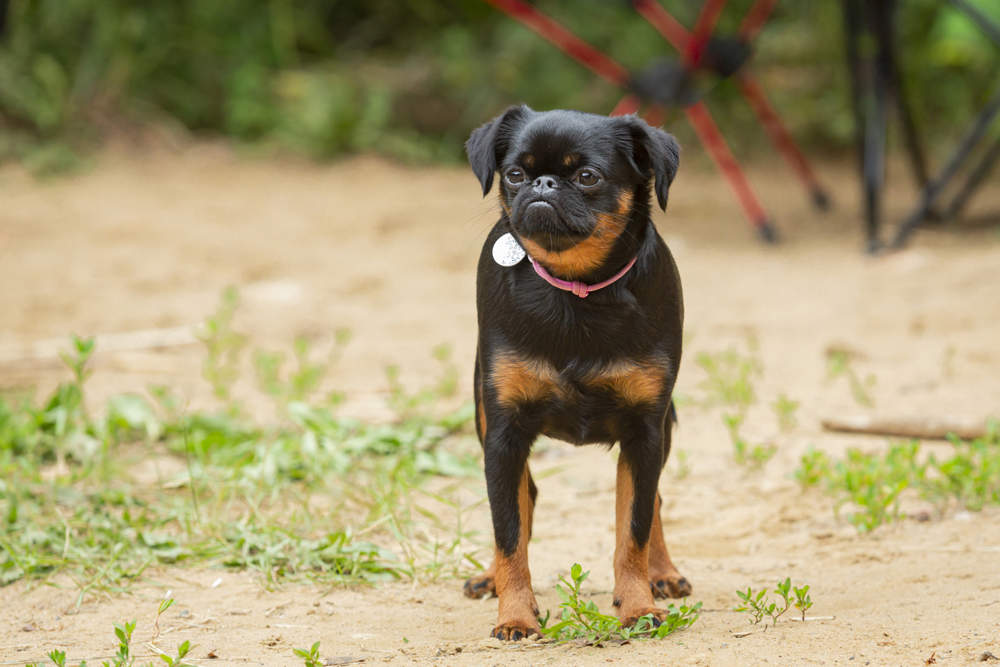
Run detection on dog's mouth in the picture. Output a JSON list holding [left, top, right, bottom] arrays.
[[511, 198, 590, 252]]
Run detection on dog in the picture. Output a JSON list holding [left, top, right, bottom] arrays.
[[462, 105, 691, 640]]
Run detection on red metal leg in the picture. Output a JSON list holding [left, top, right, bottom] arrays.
[[689, 0, 729, 65], [739, 0, 779, 41], [484, 0, 629, 86], [737, 73, 830, 209], [633, 0, 689, 52], [685, 102, 777, 241], [610, 95, 642, 117]]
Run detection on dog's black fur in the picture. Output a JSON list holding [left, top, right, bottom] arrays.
[[464, 106, 689, 640]]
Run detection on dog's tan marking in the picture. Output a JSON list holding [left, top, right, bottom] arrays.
[[562, 153, 579, 168], [521, 190, 633, 279], [586, 356, 669, 404], [491, 352, 563, 406], [476, 394, 487, 442], [648, 493, 692, 599], [498, 190, 511, 217], [492, 466, 540, 639], [522, 154, 535, 168], [613, 455, 663, 626]]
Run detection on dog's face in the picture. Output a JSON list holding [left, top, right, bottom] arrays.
[[467, 107, 679, 258]]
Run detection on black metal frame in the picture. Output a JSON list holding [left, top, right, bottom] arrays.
[[844, 0, 1000, 252]]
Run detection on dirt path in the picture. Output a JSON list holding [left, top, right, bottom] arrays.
[[2, 146, 999, 665]]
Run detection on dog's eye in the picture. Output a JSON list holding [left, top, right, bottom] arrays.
[[575, 170, 600, 187], [505, 169, 525, 185]]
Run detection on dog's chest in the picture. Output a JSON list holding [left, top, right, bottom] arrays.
[[490, 352, 671, 444]]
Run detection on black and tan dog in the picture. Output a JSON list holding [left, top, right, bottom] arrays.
[[462, 105, 691, 640]]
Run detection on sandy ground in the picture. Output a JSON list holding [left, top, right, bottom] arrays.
[[1, 144, 999, 666]]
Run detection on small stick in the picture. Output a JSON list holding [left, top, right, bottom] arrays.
[[789, 615, 835, 622], [821, 415, 989, 441]]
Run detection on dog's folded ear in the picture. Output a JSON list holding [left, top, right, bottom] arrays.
[[466, 105, 531, 196], [618, 115, 680, 211]]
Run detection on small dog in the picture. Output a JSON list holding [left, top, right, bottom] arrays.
[[463, 106, 691, 640]]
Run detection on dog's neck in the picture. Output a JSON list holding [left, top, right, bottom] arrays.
[[528, 254, 638, 298]]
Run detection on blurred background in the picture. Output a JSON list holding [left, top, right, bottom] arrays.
[[1, 0, 999, 174]]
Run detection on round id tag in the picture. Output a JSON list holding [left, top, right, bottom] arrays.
[[492, 232, 526, 267]]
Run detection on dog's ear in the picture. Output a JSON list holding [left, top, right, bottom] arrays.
[[618, 115, 680, 211], [466, 105, 531, 196]]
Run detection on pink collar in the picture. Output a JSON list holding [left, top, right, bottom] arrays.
[[528, 255, 638, 298]]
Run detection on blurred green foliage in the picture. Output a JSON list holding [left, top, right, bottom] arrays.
[[0, 0, 997, 173]]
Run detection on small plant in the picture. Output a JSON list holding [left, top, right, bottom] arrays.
[[826, 348, 875, 407], [794, 448, 832, 487], [771, 394, 799, 432], [540, 563, 701, 644], [793, 584, 814, 621], [156, 640, 193, 667], [670, 450, 691, 479], [197, 286, 248, 401], [695, 347, 760, 409], [734, 586, 769, 625], [110, 619, 136, 666], [723, 413, 776, 468], [293, 640, 323, 667], [735, 578, 813, 627]]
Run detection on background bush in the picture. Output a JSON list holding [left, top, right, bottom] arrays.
[[0, 0, 997, 172]]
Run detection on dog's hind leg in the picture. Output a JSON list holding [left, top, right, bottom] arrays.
[[648, 492, 692, 598], [648, 406, 692, 598]]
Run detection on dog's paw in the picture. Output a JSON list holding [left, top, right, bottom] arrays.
[[620, 606, 668, 628], [463, 573, 496, 599], [650, 573, 692, 599], [490, 620, 540, 641]]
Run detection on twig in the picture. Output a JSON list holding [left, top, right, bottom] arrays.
[[821, 415, 989, 441]]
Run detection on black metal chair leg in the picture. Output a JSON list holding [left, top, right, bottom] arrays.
[[891, 87, 1000, 248], [942, 136, 1000, 221]]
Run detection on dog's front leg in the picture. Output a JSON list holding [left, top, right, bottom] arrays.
[[483, 413, 539, 640], [613, 417, 667, 626]]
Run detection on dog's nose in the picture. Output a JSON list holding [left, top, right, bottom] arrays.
[[532, 175, 558, 194]]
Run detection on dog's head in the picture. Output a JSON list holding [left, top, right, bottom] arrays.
[[466, 106, 679, 275]]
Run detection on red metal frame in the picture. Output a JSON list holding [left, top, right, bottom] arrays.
[[635, 0, 827, 210], [483, 0, 825, 240]]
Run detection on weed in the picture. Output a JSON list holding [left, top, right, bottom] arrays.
[[695, 347, 760, 410], [794, 448, 832, 487], [826, 348, 875, 407], [0, 290, 480, 596], [735, 578, 813, 627], [293, 641, 323, 667], [670, 450, 691, 480], [794, 425, 1000, 532], [539, 563, 701, 644], [196, 286, 247, 402], [723, 413, 776, 468], [793, 584, 814, 621], [771, 394, 799, 432]]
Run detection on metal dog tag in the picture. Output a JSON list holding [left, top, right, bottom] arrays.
[[492, 232, 526, 267]]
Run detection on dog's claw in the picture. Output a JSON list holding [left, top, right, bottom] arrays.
[[491, 622, 539, 641], [651, 574, 692, 599], [463, 574, 496, 599]]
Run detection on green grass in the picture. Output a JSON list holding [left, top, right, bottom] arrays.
[[538, 563, 702, 644], [794, 424, 1000, 532], [0, 290, 483, 599]]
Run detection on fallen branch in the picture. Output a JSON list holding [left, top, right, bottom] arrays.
[[821, 415, 990, 441]]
